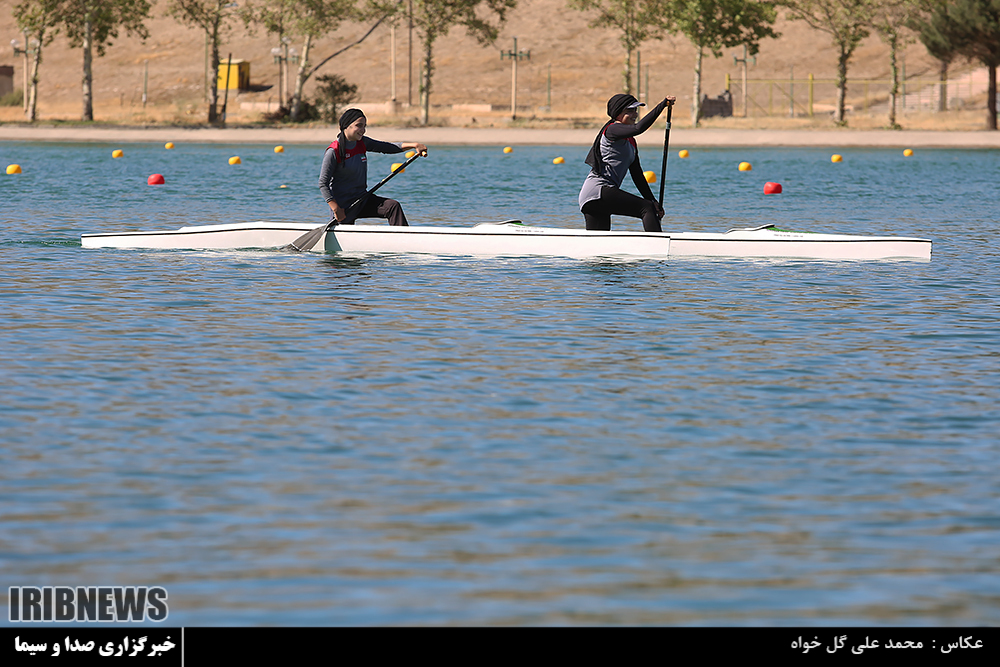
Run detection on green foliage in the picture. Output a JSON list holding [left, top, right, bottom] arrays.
[[13, 0, 61, 42], [58, 0, 152, 55], [0, 89, 25, 106], [910, 0, 961, 63], [567, 0, 673, 92], [932, 0, 1000, 67], [313, 74, 359, 123], [780, 0, 876, 124], [909, 0, 1000, 129], [673, 0, 779, 56], [568, 0, 673, 51], [393, 0, 515, 123], [779, 0, 874, 53]]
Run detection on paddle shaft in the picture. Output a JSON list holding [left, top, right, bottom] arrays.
[[658, 103, 673, 208]]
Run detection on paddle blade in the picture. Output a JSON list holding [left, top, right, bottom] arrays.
[[286, 224, 326, 252]]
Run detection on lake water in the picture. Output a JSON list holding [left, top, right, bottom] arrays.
[[1, 140, 998, 625]]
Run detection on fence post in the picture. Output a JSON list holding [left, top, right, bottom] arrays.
[[901, 61, 906, 116], [789, 66, 794, 118], [808, 73, 814, 117]]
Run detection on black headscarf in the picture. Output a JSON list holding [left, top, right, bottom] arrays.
[[607, 94, 642, 121], [339, 108, 365, 131], [585, 94, 643, 172], [335, 108, 366, 162]]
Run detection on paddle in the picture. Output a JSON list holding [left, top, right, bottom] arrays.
[[287, 151, 423, 252], [658, 101, 674, 208]]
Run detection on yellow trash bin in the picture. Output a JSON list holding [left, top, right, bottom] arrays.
[[217, 60, 251, 90]]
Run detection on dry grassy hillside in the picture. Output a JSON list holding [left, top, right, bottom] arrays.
[[0, 0, 977, 126]]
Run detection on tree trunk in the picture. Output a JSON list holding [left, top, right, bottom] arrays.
[[207, 24, 220, 124], [27, 40, 42, 122], [289, 34, 313, 122], [420, 34, 434, 126], [938, 59, 948, 113], [835, 45, 849, 126], [988, 64, 997, 131], [887, 33, 900, 130], [691, 47, 703, 128], [623, 47, 632, 94], [81, 18, 93, 121]]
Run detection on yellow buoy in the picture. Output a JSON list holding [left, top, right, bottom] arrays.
[[112, 149, 124, 159], [405, 150, 416, 158], [903, 148, 914, 157], [503, 146, 513, 154], [229, 156, 241, 165], [164, 142, 175, 150], [6, 164, 22, 175], [643, 170, 656, 183], [738, 161, 752, 171], [553, 157, 565, 164], [831, 154, 843, 163], [391, 163, 405, 173], [279, 184, 288, 189], [679, 149, 690, 158], [274, 145, 284, 153]]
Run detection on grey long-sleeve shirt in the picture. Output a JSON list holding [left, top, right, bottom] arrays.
[[318, 136, 404, 206], [578, 98, 668, 209]]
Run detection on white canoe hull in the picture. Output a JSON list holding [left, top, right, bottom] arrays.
[[81, 221, 931, 261]]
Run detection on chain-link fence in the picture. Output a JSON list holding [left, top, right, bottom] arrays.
[[715, 71, 987, 119]]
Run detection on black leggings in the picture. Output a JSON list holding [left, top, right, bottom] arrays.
[[582, 186, 661, 232], [335, 194, 408, 226]]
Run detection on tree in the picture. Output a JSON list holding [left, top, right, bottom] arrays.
[[285, 0, 362, 121], [781, 0, 876, 125], [169, 0, 240, 124], [314, 73, 359, 122], [940, 0, 1000, 130], [910, 0, 960, 112], [672, 0, 778, 127], [13, 0, 60, 121], [870, 0, 918, 129], [243, 0, 395, 122], [402, 0, 515, 126], [240, 0, 297, 108], [58, 0, 152, 121], [568, 0, 673, 94]]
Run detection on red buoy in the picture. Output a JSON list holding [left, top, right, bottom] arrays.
[[763, 181, 782, 194], [147, 173, 165, 185]]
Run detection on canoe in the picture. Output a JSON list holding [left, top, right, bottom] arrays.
[[81, 221, 931, 260]]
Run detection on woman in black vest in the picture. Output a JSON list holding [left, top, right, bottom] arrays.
[[578, 93, 674, 232], [318, 108, 428, 225]]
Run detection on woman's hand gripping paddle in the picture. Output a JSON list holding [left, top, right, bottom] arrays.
[[287, 151, 423, 252], [658, 101, 674, 209]]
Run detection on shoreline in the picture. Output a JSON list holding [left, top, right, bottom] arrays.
[[2, 124, 999, 148]]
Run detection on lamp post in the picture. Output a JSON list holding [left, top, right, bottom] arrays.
[[500, 37, 530, 120], [271, 37, 298, 109], [733, 44, 755, 118]]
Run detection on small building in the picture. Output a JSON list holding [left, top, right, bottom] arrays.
[[217, 60, 250, 91], [700, 90, 733, 119], [0, 66, 14, 97]]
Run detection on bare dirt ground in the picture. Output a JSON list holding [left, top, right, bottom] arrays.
[[0, 1, 994, 132]]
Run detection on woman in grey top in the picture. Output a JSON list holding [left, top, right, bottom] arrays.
[[579, 93, 674, 232], [318, 108, 428, 226]]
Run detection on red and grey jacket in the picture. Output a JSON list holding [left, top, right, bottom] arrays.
[[318, 136, 404, 205]]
